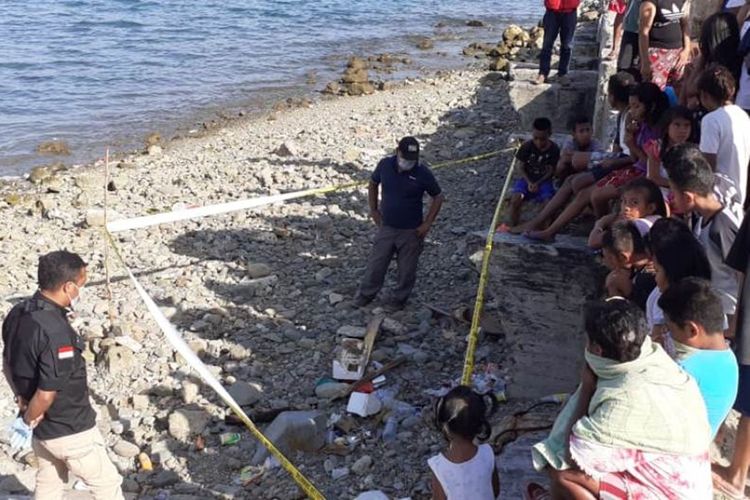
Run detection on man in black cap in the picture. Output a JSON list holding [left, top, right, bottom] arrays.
[[2, 250, 123, 499], [354, 137, 444, 310]]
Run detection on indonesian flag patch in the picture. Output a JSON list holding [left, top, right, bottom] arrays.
[[57, 346, 74, 360]]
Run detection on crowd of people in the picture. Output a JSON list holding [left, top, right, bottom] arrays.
[[429, 1, 750, 499]]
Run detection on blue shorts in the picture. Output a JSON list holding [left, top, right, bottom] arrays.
[[511, 179, 555, 202], [734, 364, 750, 417]]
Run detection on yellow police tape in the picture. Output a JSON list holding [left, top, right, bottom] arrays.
[[460, 144, 520, 386], [102, 146, 515, 499]]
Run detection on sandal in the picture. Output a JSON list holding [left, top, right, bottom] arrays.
[[524, 481, 552, 500], [712, 471, 745, 500]]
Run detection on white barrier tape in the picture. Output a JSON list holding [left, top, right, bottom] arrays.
[[106, 183, 358, 233]]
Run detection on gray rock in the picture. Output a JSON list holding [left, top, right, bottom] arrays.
[[315, 267, 333, 282], [85, 209, 106, 227], [147, 144, 163, 156], [250, 411, 326, 465], [331, 467, 350, 480], [168, 409, 211, 441], [150, 469, 179, 488], [246, 262, 272, 279], [103, 345, 135, 375], [314, 382, 349, 399], [113, 439, 140, 458], [182, 381, 200, 405], [336, 325, 367, 338], [227, 381, 263, 406], [273, 141, 299, 157], [352, 455, 373, 475]]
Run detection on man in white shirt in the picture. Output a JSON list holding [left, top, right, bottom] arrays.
[[698, 64, 750, 206]]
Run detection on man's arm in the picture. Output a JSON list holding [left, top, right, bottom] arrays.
[[417, 193, 445, 238], [368, 180, 382, 226], [639, 2, 656, 80], [23, 389, 55, 427]]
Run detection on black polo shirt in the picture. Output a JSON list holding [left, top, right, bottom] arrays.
[[371, 156, 442, 230], [2, 292, 96, 440]]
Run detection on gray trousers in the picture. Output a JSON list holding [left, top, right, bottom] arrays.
[[358, 225, 424, 304]]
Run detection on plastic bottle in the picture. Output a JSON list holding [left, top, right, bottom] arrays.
[[382, 415, 398, 443]]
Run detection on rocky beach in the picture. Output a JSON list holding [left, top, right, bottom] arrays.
[[0, 65, 523, 499]]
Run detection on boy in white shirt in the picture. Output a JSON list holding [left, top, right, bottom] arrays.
[[698, 63, 750, 206]]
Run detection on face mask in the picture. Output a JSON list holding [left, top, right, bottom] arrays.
[[65, 283, 83, 311], [397, 157, 416, 171]]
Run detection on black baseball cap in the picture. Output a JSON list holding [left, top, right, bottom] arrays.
[[398, 136, 420, 162]]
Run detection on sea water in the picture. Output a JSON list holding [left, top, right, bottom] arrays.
[[0, 0, 544, 175]]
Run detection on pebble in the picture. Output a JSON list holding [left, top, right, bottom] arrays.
[[351, 455, 373, 475], [227, 381, 263, 406], [113, 439, 141, 458]]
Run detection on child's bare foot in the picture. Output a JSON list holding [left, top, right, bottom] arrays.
[[524, 230, 556, 242], [711, 464, 745, 500], [604, 50, 617, 61], [510, 222, 535, 234], [533, 74, 548, 85]]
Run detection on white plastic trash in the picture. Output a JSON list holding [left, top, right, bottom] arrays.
[[346, 392, 383, 417]]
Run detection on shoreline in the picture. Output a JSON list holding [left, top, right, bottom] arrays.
[[1, 12, 544, 179]]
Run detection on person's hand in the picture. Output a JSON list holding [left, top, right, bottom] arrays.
[[581, 363, 597, 392], [8, 417, 33, 452], [676, 48, 691, 71], [370, 209, 382, 227], [625, 117, 639, 135], [643, 139, 660, 160], [640, 60, 653, 82], [416, 222, 432, 239], [562, 150, 573, 162], [528, 182, 539, 193], [15, 396, 27, 413]]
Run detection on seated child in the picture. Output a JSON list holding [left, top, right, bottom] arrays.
[[588, 177, 667, 249], [511, 72, 636, 237], [645, 218, 712, 357], [508, 117, 560, 226], [528, 298, 712, 499], [663, 143, 744, 336], [643, 105, 694, 208], [555, 116, 604, 181], [601, 221, 656, 311], [659, 278, 739, 438], [428, 386, 500, 500]]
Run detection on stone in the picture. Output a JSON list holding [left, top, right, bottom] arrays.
[[328, 292, 344, 305], [273, 141, 299, 157], [352, 455, 373, 475], [131, 394, 149, 410], [315, 268, 333, 282], [343, 147, 361, 163], [489, 58, 509, 72], [580, 10, 600, 22], [168, 409, 211, 441], [103, 345, 135, 375], [29, 163, 64, 184], [250, 411, 326, 465], [346, 82, 375, 96], [347, 57, 368, 70], [37, 140, 70, 155], [323, 82, 341, 95], [314, 381, 350, 399], [342, 68, 369, 84], [382, 317, 406, 335], [331, 467, 350, 480], [466, 20, 487, 27], [415, 37, 434, 50], [227, 381, 263, 406], [246, 262, 272, 279], [113, 439, 140, 458], [145, 132, 161, 147], [502, 24, 525, 44], [151, 470, 180, 488], [336, 325, 367, 338], [147, 144, 162, 156], [110, 420, 125, 435]]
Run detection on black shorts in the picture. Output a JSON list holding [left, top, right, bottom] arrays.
[[617, 31, 641, 78], [735, 364, 750, 417]]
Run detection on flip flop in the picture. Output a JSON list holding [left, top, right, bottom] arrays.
[[712, 471, 745, 500], [524, 482, 551, 500], [495, 223, 511, 233]]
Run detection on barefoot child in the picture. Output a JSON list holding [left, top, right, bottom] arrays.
[[601, 221, 656, 310], [659, 278, 739, 438], [508, 118, 560, 226], [428, 386, 500, 500], [555, 116, 604, 181], [588, 177, 667, 249]]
